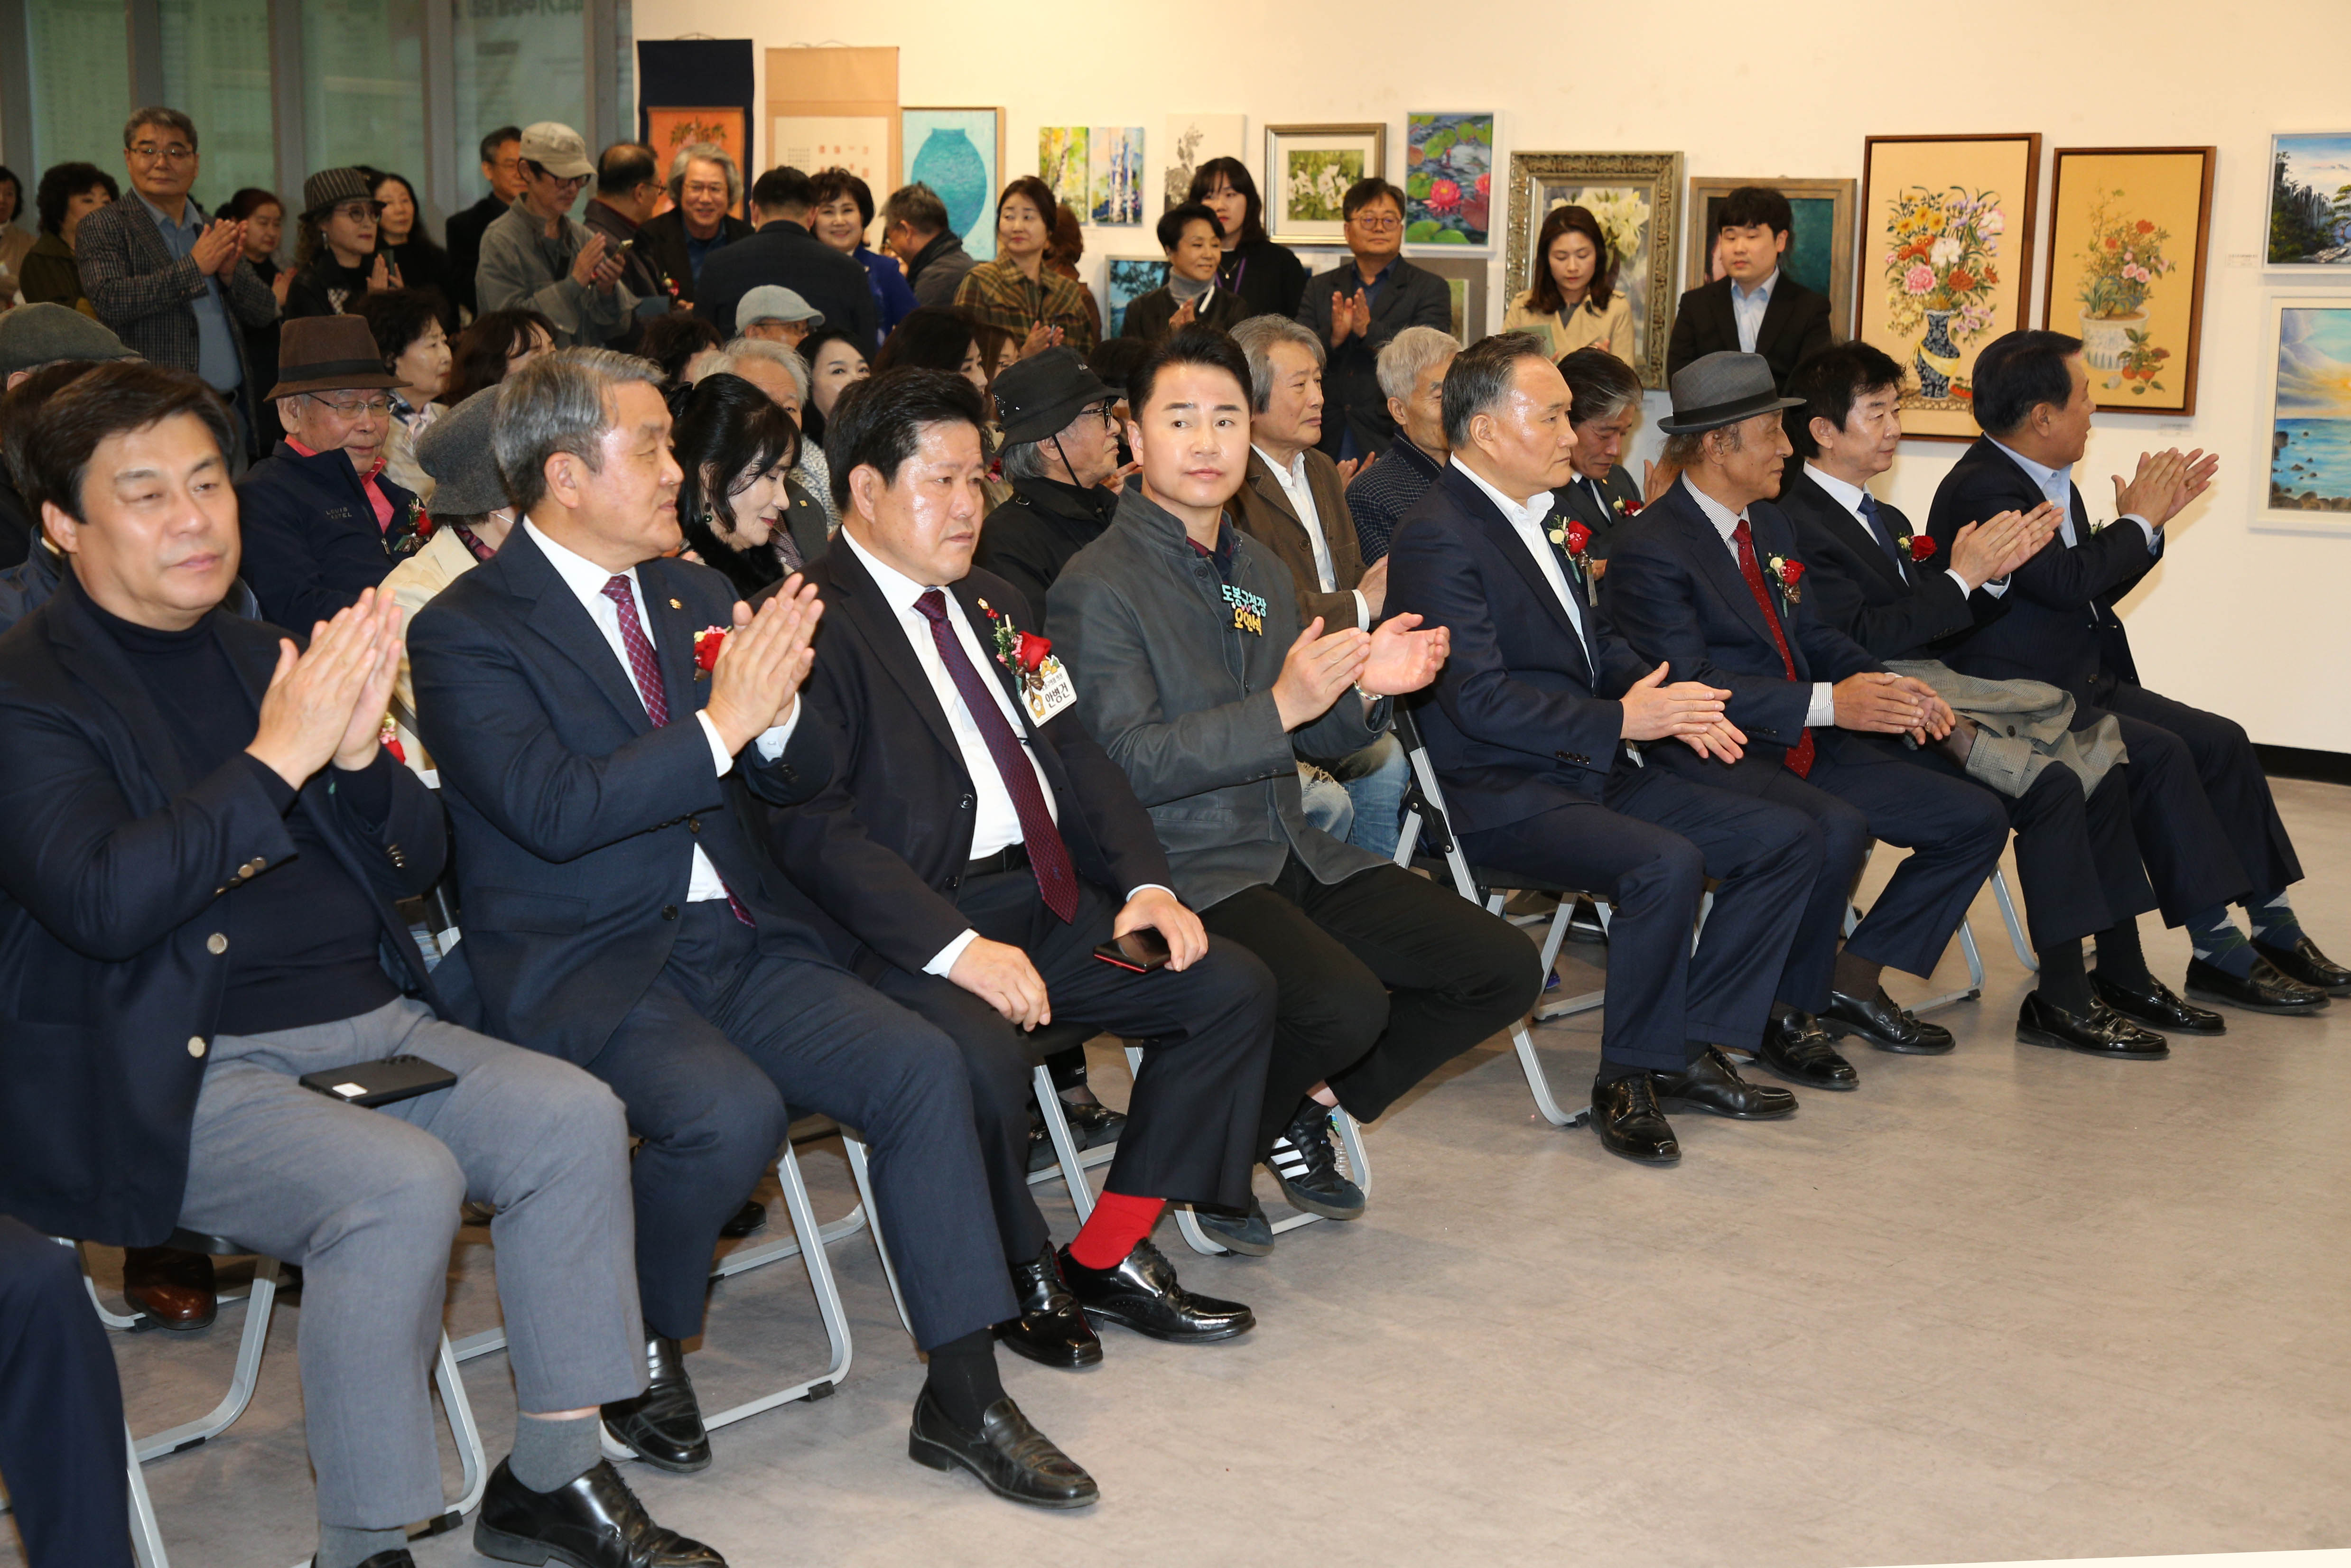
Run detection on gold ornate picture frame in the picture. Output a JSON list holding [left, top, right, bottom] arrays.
[[1506, 150, 1683, 388]]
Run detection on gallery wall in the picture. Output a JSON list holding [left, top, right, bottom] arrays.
[[635, 0, 2351, 751]]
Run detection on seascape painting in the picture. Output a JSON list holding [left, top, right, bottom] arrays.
[[2267, 304, 2351, 520]]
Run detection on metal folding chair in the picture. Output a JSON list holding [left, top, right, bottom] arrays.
[[1842, 861, 2036, 1015]]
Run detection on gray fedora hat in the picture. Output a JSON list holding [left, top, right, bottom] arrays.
[[1655, 350, 1805, 435], [415, 388, 509, 515]]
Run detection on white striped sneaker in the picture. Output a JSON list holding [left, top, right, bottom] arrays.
[[1267, 1104, 1364, 1220]]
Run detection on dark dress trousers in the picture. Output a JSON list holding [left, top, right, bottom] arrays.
[[0, 586, 447, 1245], [1925, 437, 2278, 921], [237, 440, 418, 630], [1385, 466, 1824, 1068], [1294, 258, 1453, 460], [409, 525, 1014, 1348], [0, 1214, 135, 1567], [756, 550, 1276, 1233], [1665, 274, 1833, 389], [692, 218, 877, 343], [1783, 469, 2158, 949], [972, 473, 1118, 612], [1606, 481, 2009, 1005]]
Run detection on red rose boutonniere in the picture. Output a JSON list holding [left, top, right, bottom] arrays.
[[978, 599, 1054, 690], [1766, 554, 1806, 605], [1906, 533, 1938, 563], [1547, 517, 1595, 578], [692, 625, 728, 678], [1613, 496, 1643, 520]]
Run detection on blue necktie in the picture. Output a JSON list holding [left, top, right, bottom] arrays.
[[1857, 492, 1905, 575]]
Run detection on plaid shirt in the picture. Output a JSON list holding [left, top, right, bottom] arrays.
[[74, 193, 279, 390], [953, 258, 1097, 356]]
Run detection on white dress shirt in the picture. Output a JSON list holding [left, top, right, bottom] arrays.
[[1456, 458, 1591, 666], [1254, 444, 1370, 631], [1679, 476, 1835, 726], [1986, 437, 2156, 552], [1803, 462, 1994, 600], [1730, 269, 1777, 354], [526, 520, 794, 904]]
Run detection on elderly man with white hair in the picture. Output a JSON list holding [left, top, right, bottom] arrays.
[[638, 141, 753, 306], [1343, 323, 1457, 563]]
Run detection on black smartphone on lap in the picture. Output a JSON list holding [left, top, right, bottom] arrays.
[[1092, 928, 1171, 973], [298, 1054, 459, 1108]]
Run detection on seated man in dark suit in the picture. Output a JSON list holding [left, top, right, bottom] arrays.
[[1293, 178, 1451, 462], [0, 362, 720, 1568], [1925, 330, 2341, 1014], [1342, 325, 1456, 563], [1050, 326, 1542, 1252], [1385, 332, 1825, 1162], [1781, 342, 2204, 1053], [409, 348, 1098, 1509], [1665, 186, 1833, 390], [762, 364, 1274, 1362], [693, 165, 878, 343], [1551, 347, 1650, 585], [1609, 353, 2096, 1084], [238, 315, 422, 629]]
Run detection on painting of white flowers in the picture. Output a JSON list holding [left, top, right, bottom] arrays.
[[1264, 124, 1386, 247], [1506, 151, 1684, 388], [1858, 134, 2042, 439], [2041, 148, 2214, 415]]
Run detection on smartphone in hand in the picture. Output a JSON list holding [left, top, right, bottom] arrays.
[[1092, 928, 1171, 973]]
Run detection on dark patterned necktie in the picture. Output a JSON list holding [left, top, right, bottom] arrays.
[[1857, 492, 1905, 576], [913, 589, 1078, 922], [1728, 520, 1815, 779], [600, 574, 753, 924]]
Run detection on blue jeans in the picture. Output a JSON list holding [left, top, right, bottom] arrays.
[[1330, 732, 1409, 859]]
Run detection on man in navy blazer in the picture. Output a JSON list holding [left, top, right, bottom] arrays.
[[1385, 334, 1823, 1163], [410, 349, 1090, 1505], [1926, 330, 2343, 1015], [758, 370, 1271, 1409], [1608, 352, 2016, 1085]]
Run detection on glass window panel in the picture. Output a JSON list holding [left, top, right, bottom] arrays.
[[452, 0, 587, 204], [301, 0, 426, 187], [24, 0, 133, 174], [159, 0, 276, 212]]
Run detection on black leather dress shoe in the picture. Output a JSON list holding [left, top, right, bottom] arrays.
[[2016, 992, 2168, 1058], [1590, 1075, 1679, 1164], [1058, 1237, 1254, 1343], [600, 1336, 710, 1474], [2185, 956, 2330, 1016], [1756, 1012, 1858, 1090], [474, 1459, 725, 1567], [908, 1388, 1099, 1509], [1653, 1045, 1800, 1119], [718, 1199, 766, 1238], [1026, 1100, 1129, 1172], [310, 1553, 413, 1568], [1822, 987, 1954, 1054], [2094, 973, 2225, 1035], [1191, 1195, 1274, 1256], [1567, 895, 1609, 945], [996, 1243, 1102, 1369], [2253, 934, 2351, 996]]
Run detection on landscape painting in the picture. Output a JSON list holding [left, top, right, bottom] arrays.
[[1039, 126, 1087, 210], [1105, 258, 1170, 336], [2259, 300, 2351, 530], [2266, 133, 2351, 267], [1089, 126, 1145, 225], [1404, 112, 1494, 248]]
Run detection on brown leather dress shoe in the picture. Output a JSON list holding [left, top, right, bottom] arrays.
[[122, 1245, 217, 1331]]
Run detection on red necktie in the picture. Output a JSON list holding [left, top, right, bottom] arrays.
[[601, 574, 754, 924], [1728, 520, 1815, 779], [914, 589, 1079, 923]]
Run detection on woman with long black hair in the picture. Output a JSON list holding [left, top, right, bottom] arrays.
[[672, 371, 828, 593]]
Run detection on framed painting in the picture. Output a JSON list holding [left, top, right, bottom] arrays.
[[1265, 123, 1386, 246], [1164, 113, 1244, 212], [2042, 147, 2214, 415], [1686, 176, 1857, 337], [1039, 127, 1088, 211], [1104, 258, 1170, 337], [1089, 127, 1145, 225], [1506, 150, 1683, 388], [901, 107, 1003, 261], [2265, 134, 2351, 268], [1403, 112, 1495, 249], [1858, 134, 2041, 440], [1414, 253, 1491, 345], [764, 45, 896, 195], [2255, 297, 2351, 532]]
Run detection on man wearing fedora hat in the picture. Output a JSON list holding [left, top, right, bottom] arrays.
[[476, 121, 636, 349], [381, 387, 515, 767], [973, 345, 1124, 612], [237, 314, 420, 629], [1608, 351, 2028, 1086]]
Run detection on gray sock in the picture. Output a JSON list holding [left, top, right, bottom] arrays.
[[507, 1411, 601, 1493], [316, 1522, 408, 1568]]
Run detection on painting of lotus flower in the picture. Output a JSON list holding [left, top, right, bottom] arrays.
[[2042, 147, 2215, 416], [1404, 113, 1493, 248], [1858, 134, 2041, 440]]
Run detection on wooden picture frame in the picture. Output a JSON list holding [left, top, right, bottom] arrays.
[[2041, 147, 2215, 415], [900, 107, 1004, 261], [1414, 253, 1492, 345], [2252, 295, 2351, 533], [1506, 150, 1683, 388], [1858, 133, 2041, 440], [1264, 122, 1387, 246], [1685, 176, 1857, 338]]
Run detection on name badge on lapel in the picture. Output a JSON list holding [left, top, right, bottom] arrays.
[[977, 597, 1077, 724], [1222, 583, 1268, 636], [1023, 656, 1079, 725]]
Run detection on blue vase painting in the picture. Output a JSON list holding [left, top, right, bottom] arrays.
[[903, 110, 1000, 261]]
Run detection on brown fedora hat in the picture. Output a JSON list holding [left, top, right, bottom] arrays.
[[268, 315, 398, 399]]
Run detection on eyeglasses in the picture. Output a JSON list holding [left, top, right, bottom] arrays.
[[330, 203, 383, 223], [307, 394, 394, 418], [1094, 404, 1120, 428], [128, 143, 195, 164], [1348, 213, 1402, 232]]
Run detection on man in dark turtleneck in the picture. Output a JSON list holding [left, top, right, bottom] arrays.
[[974, 346, 1124, 614], [0, 361, 726, 1568]]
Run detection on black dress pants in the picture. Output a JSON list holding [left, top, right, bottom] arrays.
[[583, 904, 1017, 1352], [2086, 679, 2286, 919], [0, 1215, 134, 1568], [875, 870, 1277, 1242], [1199, 857, 1543, 1157]]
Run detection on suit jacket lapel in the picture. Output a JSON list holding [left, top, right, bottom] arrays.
[[1794, 474, 1905, 593], [1756, 281, 1798, 359], [827, 543, 963, 761], [639, 561, 704, 719], [1445, 470, 1592, 683], [1669, 495, 1786, 655], [503, 527, 656, 736], [953, 578, 1043, 737], [1709, 280, 1738, 349]]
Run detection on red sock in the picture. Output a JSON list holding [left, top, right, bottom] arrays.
[[1066, 1191, 1165, 1270]]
